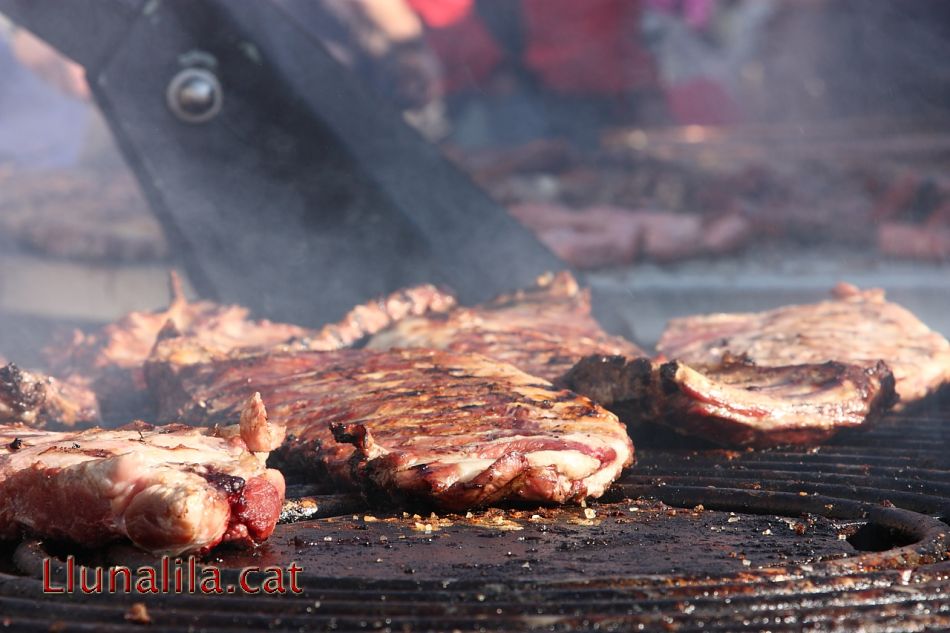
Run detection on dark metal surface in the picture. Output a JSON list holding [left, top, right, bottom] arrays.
[[0, 0, 140, 71], [0, 0, 563, 327], [1, 403, 949, 631]]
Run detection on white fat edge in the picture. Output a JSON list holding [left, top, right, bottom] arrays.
[[557, 432, 633, 498], [525, 450, 600, 480], [394, 430, 629, 488]]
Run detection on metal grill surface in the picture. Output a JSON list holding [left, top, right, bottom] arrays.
[[1, 403, 948, 632]]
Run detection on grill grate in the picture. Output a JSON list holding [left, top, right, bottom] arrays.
[[1, 406, 949, 632]]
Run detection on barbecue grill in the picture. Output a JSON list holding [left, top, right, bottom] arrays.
[[1, 2, 950, 632], [1, 401, 947, 631]]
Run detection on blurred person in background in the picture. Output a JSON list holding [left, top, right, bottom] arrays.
[[406, 0, 662, 147]]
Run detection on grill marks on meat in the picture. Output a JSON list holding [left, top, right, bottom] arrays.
[[42, 273, 455, 422], [0, 363, 100, 428], [366, 272, 644, 382], [146, 347, 633, 511], [0, 393, 285, 555], [658, 283, 950, 407], [565, 355, 897, 447]]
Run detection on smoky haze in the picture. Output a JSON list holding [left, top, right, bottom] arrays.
[[738, 0, 950, 124], [1, 0, 950, 359]]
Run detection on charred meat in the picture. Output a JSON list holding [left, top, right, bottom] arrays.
[[367, 271, 644, 382], [43, 273, 455, 422], [0, 362, 99, 428], [657, 283, 950, 406], [0, 393, 285, 555], [146, 344, 633, 511], [565, 354, 897, 447]]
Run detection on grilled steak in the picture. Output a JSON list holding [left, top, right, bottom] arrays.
[[0, 393, 285, 555], [146, 344, 633, 511], [657, 283, 950, 406], [565, 354, 897, 447], [0, 362, 99, 427], [366, 272, 644, 382], [44, 273, 455, 422]]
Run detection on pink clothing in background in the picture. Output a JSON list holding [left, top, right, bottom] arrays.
[[646, 0, 715, 29]]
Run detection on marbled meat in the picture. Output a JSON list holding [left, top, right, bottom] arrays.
[[146, 343, 633, 511], [658, 283, 950, 407], [367, 272, 644, 382], [565, 354, 897, 447], [0, 393, 285, 555]]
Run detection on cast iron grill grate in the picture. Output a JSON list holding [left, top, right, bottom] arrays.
[[1, 405, 948, 632]]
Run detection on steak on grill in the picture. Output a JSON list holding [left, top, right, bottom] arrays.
[[657, 283, 950, 407], [366, 271, 644, 382], [43, 273, 455, 422], [564, 354, 897, 447], [0, 393, 285, 555], [0, 362, 99, 428], [146, 343, 633, 511]]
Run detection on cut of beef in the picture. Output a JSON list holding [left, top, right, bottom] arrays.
[[146, 344, 633, 511], [366, 272, 644, 382], [657, 283, 950, 406], [0, 393, 285, 555], [0, 362, 99, 428], [43, 273, 455, 422], [564, 354, 897, 447]]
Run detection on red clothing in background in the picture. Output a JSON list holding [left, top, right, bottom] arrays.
[[521, 0, 654, 95], [408, 0, 502, 93], [408, 0, 656, 95]]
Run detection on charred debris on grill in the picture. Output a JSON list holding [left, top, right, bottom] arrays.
[[0, 402, 947, 632], [0, 363, 46, 414], [14, 498, 938, 584]]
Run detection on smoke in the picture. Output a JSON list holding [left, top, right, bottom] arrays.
[[739, 0, 950, 124]]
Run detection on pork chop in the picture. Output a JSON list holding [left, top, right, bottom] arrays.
[[564, 354, 897, 447], [366, 271, 644, 382], [146, 343, 633, 511], [0, 393, 285, 556], [657, 283, 950, 407]]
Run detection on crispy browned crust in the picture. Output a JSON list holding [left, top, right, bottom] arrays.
[[0, 363, 100, 428], [367, 271, 644, 382], [657, 283, 950, 407], [564, 354, 898, 448], [43, 274, 456, 422], [146, 346, 633, 511], [308, 284, 457, 351]]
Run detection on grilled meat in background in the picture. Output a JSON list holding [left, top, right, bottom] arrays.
[[0, 169, 168, 263], [0, 362, 99, 427], [146, 342, 633, 511], [658, 283, 950, 407], [565, 354, 897, 448], [0, 393, 285, 556], [41, 274, 455, 424], [41, 273, 317, 423], [367, 272, 644, 382], [509, 202, 752, 269]]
